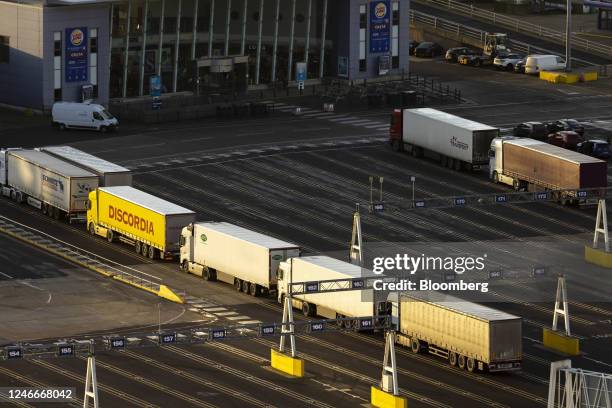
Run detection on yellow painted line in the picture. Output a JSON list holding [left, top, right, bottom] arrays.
[[0, 226, 184, 304]]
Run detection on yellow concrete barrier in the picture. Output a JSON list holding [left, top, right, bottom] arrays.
[[540, 71, 561, 83], [542, 327, 580, 355], [371, 386, 408, 408], [584, 245, 612, 268], [158, 285, 184, 303], [582, 71, 598, 82], [560, 73, 580, 84], [270, 349, 304, 377]]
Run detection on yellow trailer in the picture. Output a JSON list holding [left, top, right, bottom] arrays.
[[87, 186, 196, 260]]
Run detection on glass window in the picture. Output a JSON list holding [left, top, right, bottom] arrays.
[[93, 112, 104, 120]]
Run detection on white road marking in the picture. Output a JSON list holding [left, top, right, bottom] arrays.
[[0, 271, 14, 279], [225, 315, 252, 321], [214, 311, 239, 316], [362, 123, 387, 128], [20, 281, 43, 291], [328, 116, 358, 122], [47, 293, 52, 304], [201, 307, 227, 312], [237, 320, 262, 325]]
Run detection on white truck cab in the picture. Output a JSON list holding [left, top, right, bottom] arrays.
[[489, 136, 517, 185], [52, 102, 118, 133]]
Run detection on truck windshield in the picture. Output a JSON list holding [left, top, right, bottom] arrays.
[[101, 109, 115, 120]]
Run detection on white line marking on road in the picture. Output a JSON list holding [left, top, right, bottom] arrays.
[[362, 123, 387, 128], [328, 116, 358, 122], [237, 320, 262, 325], [225, 315, 252, 321], [201, 307, 227, 312], [20, 281, 43, 291], [0, 271, 14, 279], [214, 311, 239, 316], [47, 293, 52, 304]]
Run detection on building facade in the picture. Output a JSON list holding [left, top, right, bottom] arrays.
[[0, 0, 410, 111]]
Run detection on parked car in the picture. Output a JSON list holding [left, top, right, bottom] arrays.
[[445, 47, 476, 63], [577, 139, 610, 160], [493, 53, 524, 71], [547, 131, 582, 150], [514, 58, 526, 73], [525, 54, 565, 74], [547, 119, 585, 136], [513, 121, 547, 140], [414, 42, 444, 58], [52, 102, 118, 133], [409, 41, 420, 56]]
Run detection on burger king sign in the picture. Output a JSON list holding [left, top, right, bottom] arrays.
[[65, 27, 88, 82], [369, 1, 390, 53]]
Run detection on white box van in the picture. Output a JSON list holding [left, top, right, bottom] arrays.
[[52, 102, 118, 133], [524, 55, 565, 74]]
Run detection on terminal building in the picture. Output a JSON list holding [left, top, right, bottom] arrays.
[[0, 0, 410, 111]]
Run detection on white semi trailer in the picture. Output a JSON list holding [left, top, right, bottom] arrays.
[[180, 222, 300, 296], [390, 292, 522, 373], [0, 149, 99, 222], [277, 256, 387, 323], [39, 146, 132, 187], [389, 108, 499, 171]]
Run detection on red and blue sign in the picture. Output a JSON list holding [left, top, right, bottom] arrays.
[[370, 1, 391, 53], [65, 27, 88, 82]]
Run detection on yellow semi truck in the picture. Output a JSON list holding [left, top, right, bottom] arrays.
[[87, 186, 196, 260]]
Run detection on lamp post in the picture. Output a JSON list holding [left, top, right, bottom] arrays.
[[565, 0, 572, 71]]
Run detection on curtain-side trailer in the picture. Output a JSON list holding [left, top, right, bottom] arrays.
[[87, 186, 196, 260], [390, 292, 522, 373], [39, 146, 132, 187], [1, 149, 99, 222]]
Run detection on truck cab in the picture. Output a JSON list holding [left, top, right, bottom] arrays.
[[389, 109, 403, 151], [488, 136, 516, 185], [179, 224, 199, 276]]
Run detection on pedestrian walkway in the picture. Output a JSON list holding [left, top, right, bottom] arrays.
[[266, 101, 390, 133]]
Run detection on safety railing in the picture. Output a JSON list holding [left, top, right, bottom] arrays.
[[415, 0, 612, 59], [410, 10, 602, 69]]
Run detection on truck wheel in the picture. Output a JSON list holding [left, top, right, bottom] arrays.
[[52, 207, 60, 220], [447, 158, 454, 169], [42, 203, 48, 215], [147, 245, 156, 259], [234, 279, 242, 291], [242, 280, 250, 293], [410, 338, 421, 354], [466, 358, 476, 372], [449, 352, 458, 366], [302, 301, 315, 317], [181, 260, 189, 272], [89, 223, 96, 236], [249, 282, 259, 297], [512, 178, 520, 191], [458, 355, 466, 369], [141, 243, 149, 257], [135, 241, 141, 254], [106, 230, 114, 243], [209, 269, 217, 281], [454, 160, 462, 171], [492, 171, 499, 184]]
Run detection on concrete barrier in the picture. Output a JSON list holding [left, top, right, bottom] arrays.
[[371, 386, 408, 408], [581, 71, 598, 82], [540, 71, 561, 83], [270, 349, 304, 377], [584, 244, 612, 268], [542, 327, 580, 355]]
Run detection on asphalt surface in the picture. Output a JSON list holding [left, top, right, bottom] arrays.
[[1, 60, 612, 407]]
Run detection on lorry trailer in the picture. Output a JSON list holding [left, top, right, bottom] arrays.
[[390, 108, 499, 171], [39, 146, 132, 187], [180, 222, 300, 296], [87, 186, 196, 260], [277, 256, 387, 323], [489, 136, 607, 203], [0, 149, 99, 222], [390, 292, 522, 373]]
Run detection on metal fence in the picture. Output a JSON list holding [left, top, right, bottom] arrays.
[[415, 0, 612, 59]]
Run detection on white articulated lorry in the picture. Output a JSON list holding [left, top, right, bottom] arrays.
[[389, 107, 499, 171], [277, 256, 387, 324], [39, 146, 132, 187], [180, 222, 301, 296], [390, 292, 522, 373], [0, 149, 99, 222]]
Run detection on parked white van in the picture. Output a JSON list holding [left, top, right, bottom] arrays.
[[52, 102, 118, 133], [524, 55, 566, 74]]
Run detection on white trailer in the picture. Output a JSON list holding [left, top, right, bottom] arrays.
[[390, 292, 522, 373], [389, 108, 499, 171], [277, 256, 386, 321], [39, 146, 132, 187], [180, 222, 300, 296], [2, 149, 99, 222]]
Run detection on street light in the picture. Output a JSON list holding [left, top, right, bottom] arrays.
[[410, 176, 416, 207], [565, 0, 572, 71]]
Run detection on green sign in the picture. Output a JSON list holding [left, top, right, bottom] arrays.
[[272, 254, 283, 261], [200, 233, 207, 243]]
